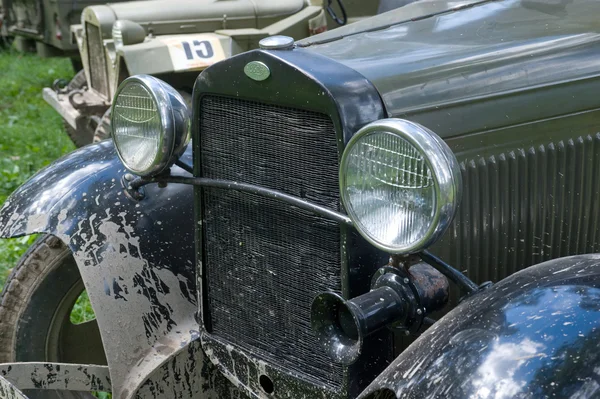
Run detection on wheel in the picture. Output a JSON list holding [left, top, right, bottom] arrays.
[[0, 235, 107, 398], [62, 70, 97, 148], [93, 108, 112, 143]]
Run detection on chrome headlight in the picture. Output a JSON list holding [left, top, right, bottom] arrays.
[[112, 75, 190, 176], [340, 119, 462, 254]]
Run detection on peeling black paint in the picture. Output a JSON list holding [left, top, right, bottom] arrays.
[[133, 269, 178, 342], [112, 278, 127, 301], [0, 363, 111, 393], [133, 340, 245, 399], [0, 141, 197, 397]]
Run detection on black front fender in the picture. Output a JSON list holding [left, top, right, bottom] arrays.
[[359, 255, 600, 399], [0, 141, 200, 398]]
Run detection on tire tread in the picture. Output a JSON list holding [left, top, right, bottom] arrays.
[[0, 236, 68, 362]]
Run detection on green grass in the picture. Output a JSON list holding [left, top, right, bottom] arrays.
[[0, 48, 75, 288], [0, 48, 103, 392], [70, 291, 97, 324]]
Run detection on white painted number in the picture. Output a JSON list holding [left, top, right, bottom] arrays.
[[182, 40, 214, 60]]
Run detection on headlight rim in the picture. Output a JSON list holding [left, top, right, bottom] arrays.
[[340, 118, 462, 254], [112, 74, 188, 177]]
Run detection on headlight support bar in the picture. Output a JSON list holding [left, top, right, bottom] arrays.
[[127, 171, 486, 297], [128, 174, 354, 226]]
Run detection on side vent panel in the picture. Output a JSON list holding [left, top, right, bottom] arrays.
[[433, 134, 600, 283]]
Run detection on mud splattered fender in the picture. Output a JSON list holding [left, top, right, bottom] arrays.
[[131, 338, 246, 399], [0, 141, 203, 398], [358, 255, 600, 399], [0, 363, 111, 392], [0, 375, 28, 399]]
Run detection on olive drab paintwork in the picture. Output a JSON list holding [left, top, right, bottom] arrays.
[[0, 0, 131, 57], [80, 0, 386, 95], [42, 0, 329, 146], [0, 4, 6, 39], [299, 0, 600, 281], [3, 0, 600, 398], [0, 375, 27, 399], [79, 0, 326, 98], [43, 0, 406, 147], [299, 0, 600, 139]]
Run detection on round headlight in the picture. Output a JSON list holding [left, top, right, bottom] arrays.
[[340, 119, 462, 254], [112, 75, 190, 176]]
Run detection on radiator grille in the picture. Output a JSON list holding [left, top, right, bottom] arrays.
[[86, 23, 109, 97], [433, 133, 600, 282], [200, 96, 343, 387]]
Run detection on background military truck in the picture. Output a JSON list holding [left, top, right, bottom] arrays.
[[0, 4, 7, 45], [44, 0, 411, 147], [0, 0, 132, 66]]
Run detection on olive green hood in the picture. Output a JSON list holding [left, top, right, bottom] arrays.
[[298, 0, 600, 138], [85, 0, 307, 37]]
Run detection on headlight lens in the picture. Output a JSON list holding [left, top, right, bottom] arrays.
[[112, 75, 190, 176], [340, 119, 461, 254]]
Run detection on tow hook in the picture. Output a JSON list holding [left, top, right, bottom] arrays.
[[52, 78, 70, 94]]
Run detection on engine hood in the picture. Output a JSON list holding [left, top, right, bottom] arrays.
[[84, 0, 305, 38], [298, 0, 600, 138]]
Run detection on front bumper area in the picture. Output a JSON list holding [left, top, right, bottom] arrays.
[[42, 87, 78, 129], [42, 87, 109, 130]]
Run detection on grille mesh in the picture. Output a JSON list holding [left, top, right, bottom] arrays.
[[86, 23, 109, 97], [200, 96, 343, 387]]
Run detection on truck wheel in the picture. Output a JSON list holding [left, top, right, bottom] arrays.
[[62, 70, 97, 148], [0, 235, 106, 398], [93, 108, 112, 143]]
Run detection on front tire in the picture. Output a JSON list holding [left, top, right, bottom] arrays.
[[0, 235, 106, 398], [93, 108, 111, 143]]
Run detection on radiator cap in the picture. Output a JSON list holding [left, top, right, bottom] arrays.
[[259, 35, 295, 50]]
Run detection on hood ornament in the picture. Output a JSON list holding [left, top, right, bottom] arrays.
[[244, 61, 270, 82]]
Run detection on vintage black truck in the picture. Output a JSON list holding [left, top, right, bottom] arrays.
[[1, 0, 600, 398]]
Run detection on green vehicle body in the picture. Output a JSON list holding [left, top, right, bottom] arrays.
[[0, 0, 131, 59], [43, 0, 392, 146]]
